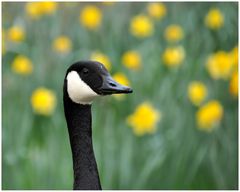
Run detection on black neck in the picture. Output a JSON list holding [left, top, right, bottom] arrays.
[[64, 95, 102, 190]]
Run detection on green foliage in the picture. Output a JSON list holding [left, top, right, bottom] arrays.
[[2, 2, 238, 189]]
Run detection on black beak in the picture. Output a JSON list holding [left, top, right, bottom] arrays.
[[97, 75, 133, 95]]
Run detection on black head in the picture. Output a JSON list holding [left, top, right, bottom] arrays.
[[64, 61, 132, 104]]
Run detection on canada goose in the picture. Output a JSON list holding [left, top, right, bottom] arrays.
[[63, 61, 132, 190]]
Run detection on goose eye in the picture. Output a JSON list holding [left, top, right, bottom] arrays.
[[82, 68, 89, 75]]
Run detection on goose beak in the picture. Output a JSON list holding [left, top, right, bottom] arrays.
[[98, 75, 133, 95]]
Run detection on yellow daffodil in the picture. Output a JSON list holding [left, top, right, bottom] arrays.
[[53, 36, 72, 54], [25, 2, 57, 19], [112, 73, 130, 100], [196, 100, 223, 132], [162, 46, 185, 67], [122, 50, 141, 70], [11, 55, 33, 75], [229, 71, 238, 97], [91, 52, 111, 71], [130, 15, 154, 38], [205, 8, 224, 30], [80, 6, 102, 30], [7, 26, 25, 42], [164, 24, 184, 42], [147, 3, 166, 20], [31, 87, 57, 116], [127, 102, 161, 136], [188, 81, 207, 106], [206, 51, 234, 80]]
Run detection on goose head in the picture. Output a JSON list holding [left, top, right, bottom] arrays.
[[64, 61, 133, 105]]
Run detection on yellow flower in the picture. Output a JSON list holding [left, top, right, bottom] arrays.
[[229, 46, 238, 69], [196, 100, 223, 132], [147, 3, 166, 20], [80, 6, 102, 30], [25, 2, 42, 19], [7, 26, 25, 42], [205, 8, 224, 30], [164, 24, 184, 42], [40, 2, 58, 14], [127, 102, 161, 136], [53, 36, 72, 54], [229, 71, 238, 97], [31, 87, 57, 116], [91, 52, 111, 71], [113, 72, 130, 87], [112, 73, 130, 100], [130, 15, 154, 38], [206, 51, 234, 80], [188, 81, 207, 106], [122, 51, 141, 70], [162, 46, 185, 67], [11, 55, 33, 75], [25, 2, 57, 19]]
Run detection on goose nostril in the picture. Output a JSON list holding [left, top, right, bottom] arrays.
[[109, 82, 116, 87]]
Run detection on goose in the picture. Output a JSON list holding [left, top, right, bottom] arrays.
[[63, 61, 132, 190]]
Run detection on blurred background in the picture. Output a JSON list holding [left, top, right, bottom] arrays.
[[2, 1, 238, 190]]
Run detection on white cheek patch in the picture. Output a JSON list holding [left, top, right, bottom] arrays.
[[66, 71, 99, 105]]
